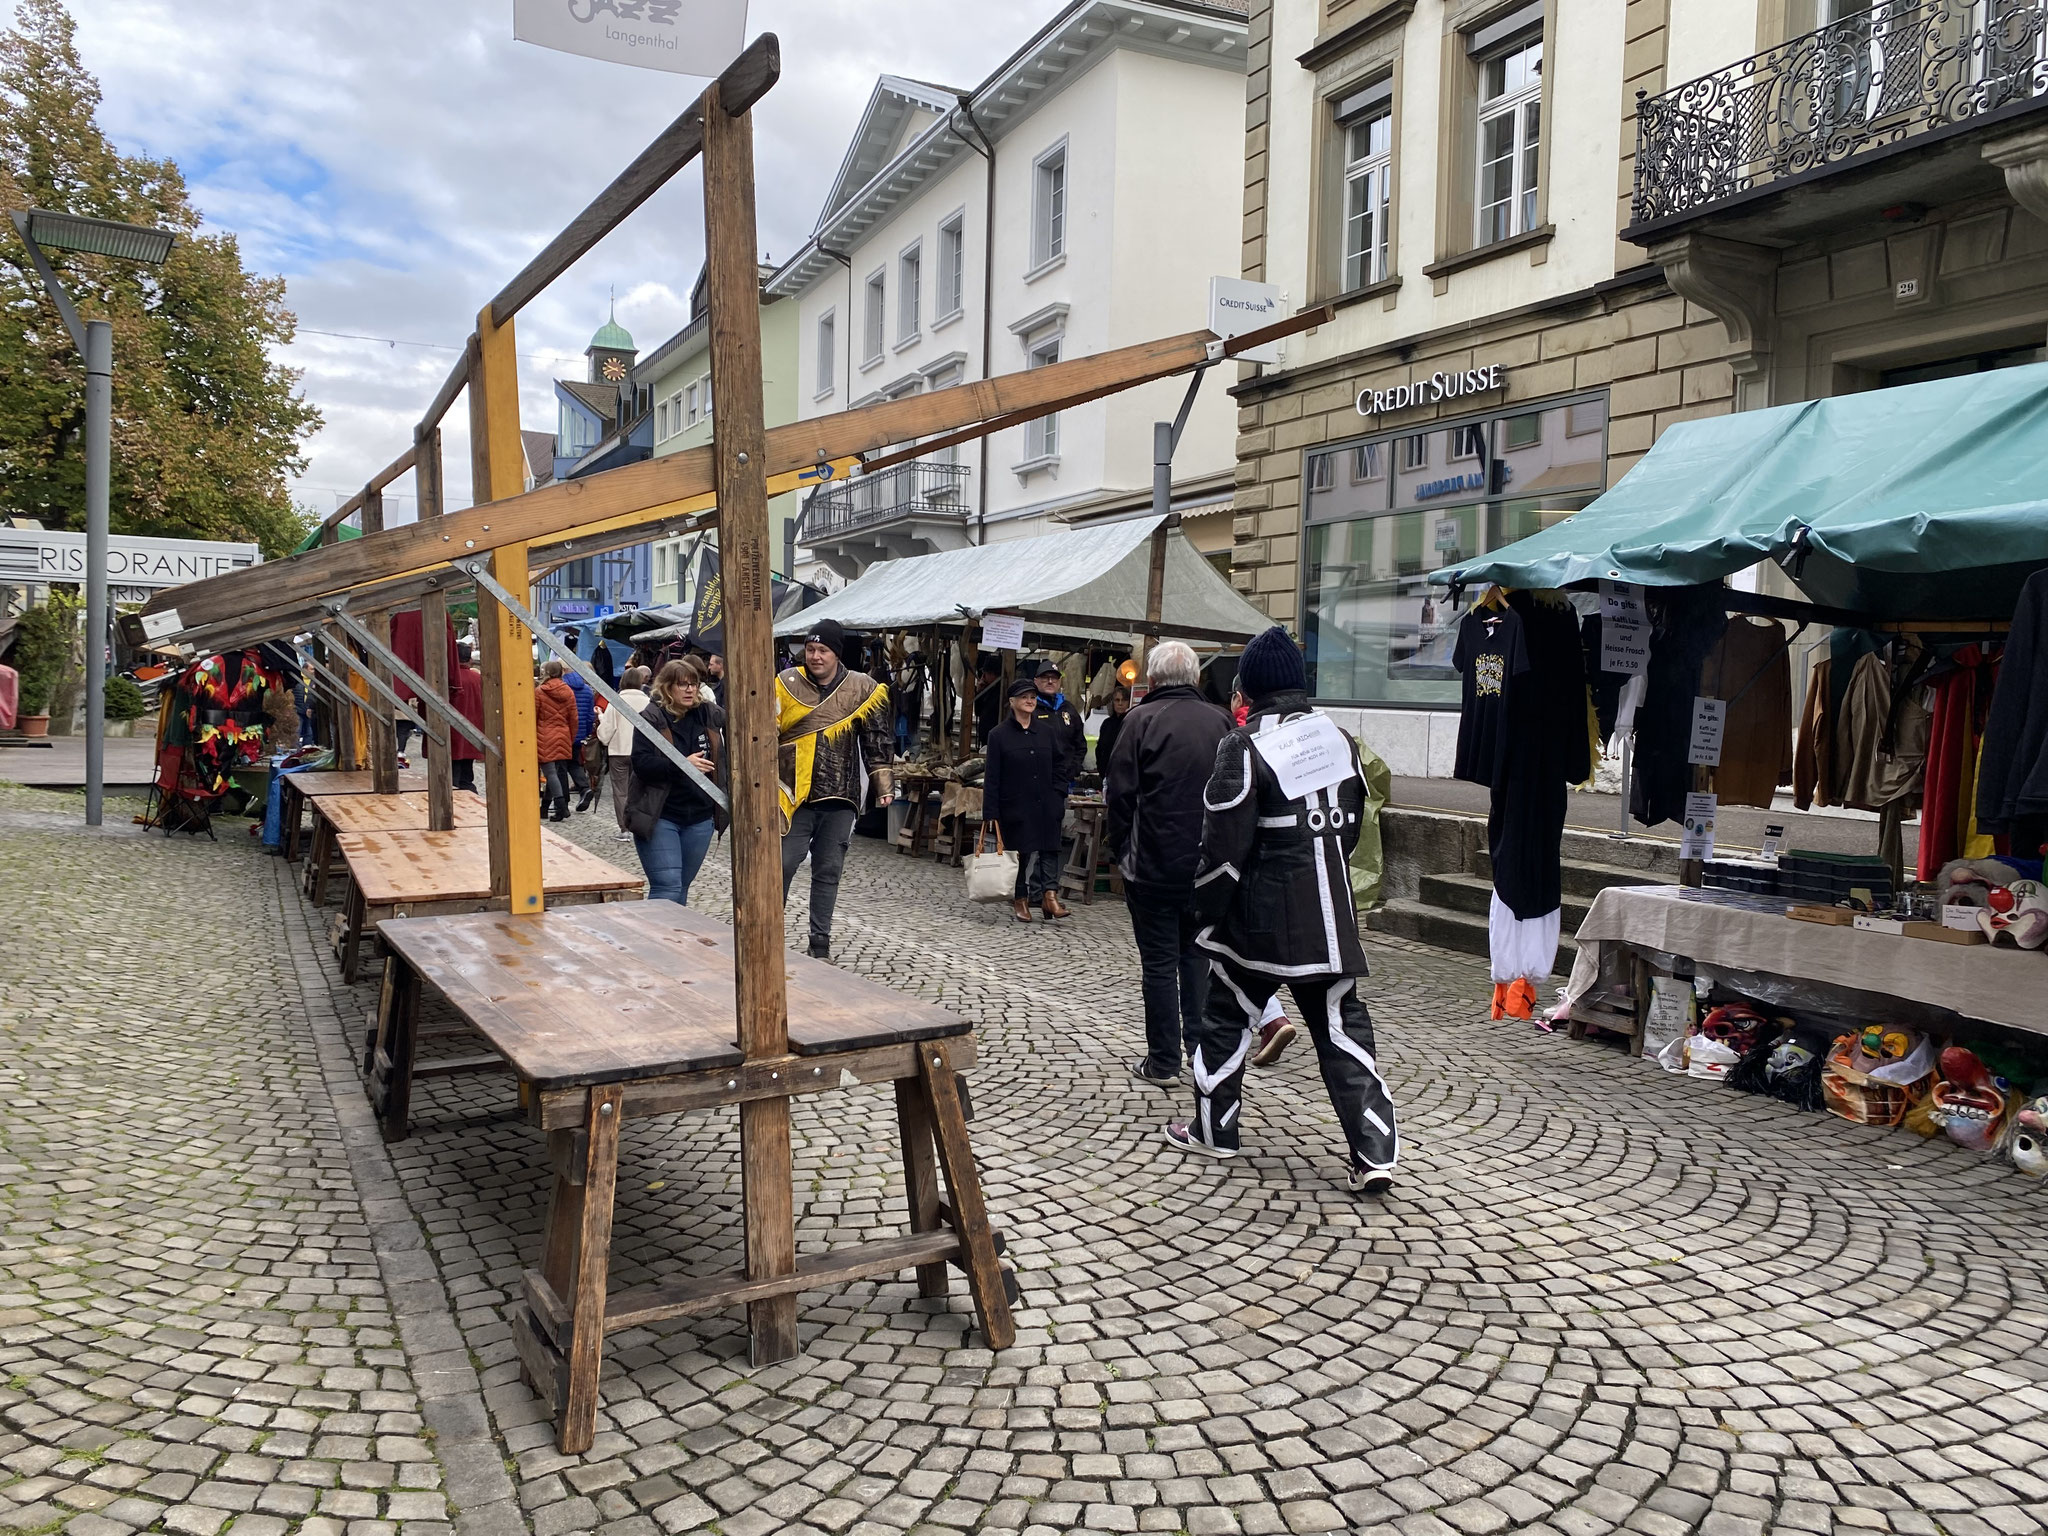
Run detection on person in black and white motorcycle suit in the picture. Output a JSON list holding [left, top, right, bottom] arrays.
[[1164, 625, 1399, 1195]]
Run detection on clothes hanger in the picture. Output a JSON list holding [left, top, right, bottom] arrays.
[[1477, 584, 1507, 612]]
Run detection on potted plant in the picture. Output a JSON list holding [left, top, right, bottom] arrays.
[[104, 675, 148, 737], [10, 600, 74, 738]]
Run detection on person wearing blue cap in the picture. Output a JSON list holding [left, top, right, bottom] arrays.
[[1164, 625, 1399, 1195]]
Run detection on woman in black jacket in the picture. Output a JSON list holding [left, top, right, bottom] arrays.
[[625, 658, 726, 905], [981, 678, 1071, 923]]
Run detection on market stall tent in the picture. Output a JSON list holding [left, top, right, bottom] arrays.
[[1437, 362, 2048, 620], [772, 514, 1272, 644]]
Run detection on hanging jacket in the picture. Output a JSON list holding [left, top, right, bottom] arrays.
[[451, 666, 486, 764], [1193, 688, 1371, 978], [564, 670, 596, 744]]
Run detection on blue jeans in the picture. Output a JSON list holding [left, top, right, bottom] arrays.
[[635, 815, 716, 905]]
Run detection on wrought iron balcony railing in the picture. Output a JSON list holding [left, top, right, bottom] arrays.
[[1631, 0, 2048, 227], [800, 459, 971, 545]]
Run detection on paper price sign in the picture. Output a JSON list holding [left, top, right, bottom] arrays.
[[1600, 616, 1649, 676], [1680, 792, 1717, 861], [1688, 697, 1726, 766], [978, 612, 1026, 652], [1434, 518, 1461, 552], [1600, 580, 1646, 622]]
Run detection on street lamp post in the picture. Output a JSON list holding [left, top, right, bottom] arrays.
[[9, 209, 176, 827]]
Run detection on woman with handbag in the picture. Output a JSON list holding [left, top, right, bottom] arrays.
[[624, 658, 727, 906], [981, 677, 1072, 923]]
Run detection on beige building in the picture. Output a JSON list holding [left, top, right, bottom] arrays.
[[1233, 0, 2048, 773]]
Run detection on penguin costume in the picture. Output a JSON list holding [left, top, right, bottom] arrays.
[[1166, 626, 1399, 1193]]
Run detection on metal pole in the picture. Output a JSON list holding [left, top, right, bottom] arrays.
[[84, 319, 112, 829]]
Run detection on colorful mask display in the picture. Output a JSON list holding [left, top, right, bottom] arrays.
[[2002, 1092, 2048, 1177], [1936, 856, 2022, 907], [1822, 1028, 1933, 1128], [1977, 879, 2048, 947], [1926, 1047, 2011, 1152]]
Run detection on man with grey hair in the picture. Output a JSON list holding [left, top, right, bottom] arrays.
[[1105, 641, 1234, 1086]]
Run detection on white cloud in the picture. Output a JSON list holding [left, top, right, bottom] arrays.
[[65, 0, 1051, 520]]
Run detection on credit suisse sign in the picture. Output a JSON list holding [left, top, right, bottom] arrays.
[[1357, 364, 1507, 417], [0, 528, 260, 590]]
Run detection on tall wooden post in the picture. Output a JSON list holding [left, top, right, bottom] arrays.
[[956, 621, 981, 759], [416, 426, 455, 832], [471, 315, 545, 914], [703, 79, 798, 1366], [362, 487, 401, 795]]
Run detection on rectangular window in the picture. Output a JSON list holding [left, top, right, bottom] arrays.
[[937, 214, 965, 319], [686, 384, 699, 425], [1503, 411, 1541, 449], [898, 243, 921, 342], [1449, 424, 1486, 461], [863, 271, 886, 363], [1351, 443, 1383, 483], [816, 311, 836, 397], [1340, 102, 1393, 291], [1032, 144, 1067, 269], [700, 373, 712, 419], [656, 400, 669, 440], [1476, 31, 1542, 245], [1309, 452, 1336, 491], [1399, 433, 1429, 471], [1567, 399, 1606, 437], [1026, 336, 1061, 458]]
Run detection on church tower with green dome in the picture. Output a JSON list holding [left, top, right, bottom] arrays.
[[586, 299, 637, 385]]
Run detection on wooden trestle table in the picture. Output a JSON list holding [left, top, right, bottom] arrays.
[[284, 769, 428, 876], [330, 825, 641, 982], [304, 791, 489, 904], [366, 901, 1017, 1454]]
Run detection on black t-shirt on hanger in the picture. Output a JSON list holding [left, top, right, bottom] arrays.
[[1453, 606, 1531, 787]]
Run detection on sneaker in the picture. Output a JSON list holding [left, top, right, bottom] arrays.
[[808, 937, 830, 961], [616, 829, 633, 843], [1348, 1165, 1395, 1197], [1250, 1017, 1296, 1068], [1129, 1058, 1180, 1089], [1163, 1122, 1234, 1160]]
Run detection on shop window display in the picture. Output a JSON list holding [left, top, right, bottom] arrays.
[[1303, 395, 1606, 706]]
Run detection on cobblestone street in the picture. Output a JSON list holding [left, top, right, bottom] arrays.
[[3, 781, 2047, 1536]]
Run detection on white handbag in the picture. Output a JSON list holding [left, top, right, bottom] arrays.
[[964, 823, 1020, 904]]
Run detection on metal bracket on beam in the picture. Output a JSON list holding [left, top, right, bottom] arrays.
[[456, 558, 729, 813], [322, 599, 501, 759], [307, 652, 436, 742]]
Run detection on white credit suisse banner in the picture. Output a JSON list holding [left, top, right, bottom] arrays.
[[513, 0, 748, 77], [1252, 712, 1356, 801], [0, 528, 259, 589]]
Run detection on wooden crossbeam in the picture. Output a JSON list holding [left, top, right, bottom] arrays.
[[321, 444, 419, 534], [142, 324, 1307, 633]]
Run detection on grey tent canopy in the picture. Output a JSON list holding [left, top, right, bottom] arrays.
[[1435, 363, 2048, 620], [773, 515, 1273, 644]]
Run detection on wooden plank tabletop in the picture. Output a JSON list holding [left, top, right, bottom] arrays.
[[320, 792, 489, 836], [337, 827, 643, 906], [376, 902, 970, 1090], [292, 770, 430, 799]]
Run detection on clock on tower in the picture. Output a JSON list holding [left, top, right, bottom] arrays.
[[601, 356, 627, 382], [585, 299, 638, 389]]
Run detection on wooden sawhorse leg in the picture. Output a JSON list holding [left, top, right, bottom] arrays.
[[512, 1084, 624, 1456], [369, 956, 421, 1141], [307, 817, 338, 903], [340, 887, 369, 984], [283, 784, 305, 862], [893, 1079, 951, 1301], [917, 1042, 1017, 1349]]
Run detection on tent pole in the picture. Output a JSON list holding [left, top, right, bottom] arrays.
[[416, 426, 456, 832]]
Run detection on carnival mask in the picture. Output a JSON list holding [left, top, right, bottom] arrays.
[[2004, 1092, 2048, 1177], [1927, 1047, 2009, 1153], [1764, 1036, 1817, 1089], [1938, 856, 2020, 908], [1977, 879, 2048, 948], [1700, 1004, 1767, 1057]]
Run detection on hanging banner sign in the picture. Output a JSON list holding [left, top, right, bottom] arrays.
[[0, 528, 259, 590], [1599, 580, 1646, 622], [513, 0, 749, 77], [1688, 697, 1726, 766], [1680, 792, 1717, 861], [978, 612, 1026, 652]]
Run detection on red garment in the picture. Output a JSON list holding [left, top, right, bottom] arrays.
[[0, 663, 16, 730], [535, 677, 577, 763], [452, 665, 486, 763], [1919, 647, 1983, 878], [390, 610, 459, 705]]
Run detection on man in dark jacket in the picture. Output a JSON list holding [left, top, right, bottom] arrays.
[[1032, 657, 1088, 784], [1105, 642, 1233, 1087], [1165, 626, 1399, 1196]]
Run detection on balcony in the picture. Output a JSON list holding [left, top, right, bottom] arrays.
[[800, 459, 973, 577], [1629, 0, 2048, 239]]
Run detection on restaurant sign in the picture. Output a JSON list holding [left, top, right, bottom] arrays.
[[0, 528, 259, 590], [1356, 364, 1507, 417]]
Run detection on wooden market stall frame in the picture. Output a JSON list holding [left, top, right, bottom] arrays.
[[131, 32, 1331, 1456]]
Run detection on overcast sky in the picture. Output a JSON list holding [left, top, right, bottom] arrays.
[[67, 0, 1052, 523]]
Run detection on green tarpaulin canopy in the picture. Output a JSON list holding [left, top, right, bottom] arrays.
[[1436, 362, 2048, 620]]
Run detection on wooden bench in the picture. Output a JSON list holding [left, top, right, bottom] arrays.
[[367, 902, 1018, 1454], [286, 770, 427, 879], [1060, 798, 1117, 906], [894, 773, 945, 859], [332, 825, 641, 983]]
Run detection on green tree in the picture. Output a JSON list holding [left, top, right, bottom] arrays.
[[0, 0, 320, 557]]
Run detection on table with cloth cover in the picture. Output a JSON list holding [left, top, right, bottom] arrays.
[[1562, 884, 2048, 1037]]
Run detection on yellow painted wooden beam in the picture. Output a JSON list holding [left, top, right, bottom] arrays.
[[471, 307, 547, 916]]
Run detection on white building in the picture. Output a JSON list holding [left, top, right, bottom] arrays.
[[768, 0, 1250, 584]]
